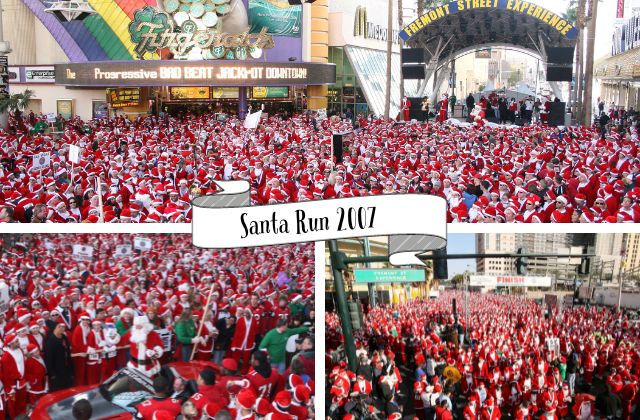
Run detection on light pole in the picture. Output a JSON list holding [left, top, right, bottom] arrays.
[[464, 267, 470, 343], [0, 3, 12, 129]]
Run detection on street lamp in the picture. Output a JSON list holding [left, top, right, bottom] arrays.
[[44, 0, 97, 22]]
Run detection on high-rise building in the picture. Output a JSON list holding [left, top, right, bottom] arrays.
[[476, 234, 604, 286], [623, 233, 640, 271]]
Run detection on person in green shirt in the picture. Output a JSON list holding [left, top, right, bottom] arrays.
[[175, 309, 202, 362], [259, 319, 309, 373], [116, 308, 134, 336]]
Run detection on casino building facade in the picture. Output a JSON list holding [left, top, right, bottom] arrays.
[[3, 0, 335, 119]]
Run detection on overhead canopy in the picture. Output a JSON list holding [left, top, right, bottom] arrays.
[[400, 0, 577, 64]]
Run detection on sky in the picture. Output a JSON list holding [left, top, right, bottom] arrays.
[[534, 0, 618, 60], [446, 233, 477, 277]]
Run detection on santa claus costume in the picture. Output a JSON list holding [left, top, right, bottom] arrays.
[[86, 320, 105, 385], [127, 315, 164, 377], [24, 343, 47, 405], [102, 318, 121, 379], [230, 308, 258, 373], [402, 97, 411, 121], [438, 94, 449, 122], [0, 334, 27, 419], [194, 317, 218, 361], [70, 313, 92, 386]]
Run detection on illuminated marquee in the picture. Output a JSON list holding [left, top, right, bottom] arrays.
[[55, 61, 336, 87], [92, 66, 308, 81], [400, 0, 578, 42]]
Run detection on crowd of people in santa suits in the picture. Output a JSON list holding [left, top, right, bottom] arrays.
[[326, 291, 640, 419], [4, 108, 640, 224], [0, 234, 315, 419]]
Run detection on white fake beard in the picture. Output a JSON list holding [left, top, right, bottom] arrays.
[[130, 326, 150, 344]]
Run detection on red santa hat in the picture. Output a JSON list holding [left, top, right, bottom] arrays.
[[236, 389, 257, 410], [273, 390, 291, 412], [4, 333, 18, 346], [293, 385, 311, 403]]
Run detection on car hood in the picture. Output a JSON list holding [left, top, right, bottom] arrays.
[[46, 388, 127, 420]]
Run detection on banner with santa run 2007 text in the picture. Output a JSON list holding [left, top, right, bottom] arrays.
[[191, 181, 447, 266]]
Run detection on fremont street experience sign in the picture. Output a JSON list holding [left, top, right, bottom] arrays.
[[55, 61, 337, 87]]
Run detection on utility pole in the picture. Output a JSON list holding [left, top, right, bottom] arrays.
[[583, 0, 598, 126], [617, 247, 625, 311], [384, 0, 393, 120], [0, 3, 12, 129], [362, 237, 376, 307], [397, 0, 404, 101], [328, 240, 358, 372], [464, 269, 470, 341], [575, 0, 586, 123]]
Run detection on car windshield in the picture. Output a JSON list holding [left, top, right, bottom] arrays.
[[99, 368, 154, 413]]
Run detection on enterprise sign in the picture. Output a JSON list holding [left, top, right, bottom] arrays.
[[55, 61, 336, 87]]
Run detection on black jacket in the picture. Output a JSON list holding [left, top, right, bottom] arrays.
[[215, 318, 236, 350], [44, 333, 73, 391]]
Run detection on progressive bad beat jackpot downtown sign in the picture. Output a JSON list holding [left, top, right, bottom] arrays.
[[55, 61, 337, 87]]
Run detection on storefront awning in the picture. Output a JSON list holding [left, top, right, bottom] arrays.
[[344, 46, 420, 117]]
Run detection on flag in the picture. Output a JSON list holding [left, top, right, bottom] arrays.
[[243, 110, 262, 129]]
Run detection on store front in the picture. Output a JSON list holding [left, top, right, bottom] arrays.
[[4, 0, 332, 119], [327, 47, 369, 116], [55, 60, 335, 118], [328, 0, 420, 118]]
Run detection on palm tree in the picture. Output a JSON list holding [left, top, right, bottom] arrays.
[[0, 89, 35, 129], [398, 0, 404, 100]]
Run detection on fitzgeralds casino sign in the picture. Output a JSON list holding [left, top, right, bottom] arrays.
[[129, 5, 275, 59]]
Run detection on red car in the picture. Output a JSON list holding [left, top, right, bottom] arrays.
[[32, 360, 219, 420]]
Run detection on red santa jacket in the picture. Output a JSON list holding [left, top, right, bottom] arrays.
[[231, 316, 258, 352], [480, 404, 502, 420], [0, 348, 26, 394], [24, 355, 47, 395]]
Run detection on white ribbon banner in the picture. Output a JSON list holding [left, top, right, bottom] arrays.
[[192, 181, 447, 266]]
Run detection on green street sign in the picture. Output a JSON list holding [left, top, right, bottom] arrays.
[[354, 269, 425, 283]]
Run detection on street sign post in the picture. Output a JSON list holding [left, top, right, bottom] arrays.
[[354, 269, 426, 283]]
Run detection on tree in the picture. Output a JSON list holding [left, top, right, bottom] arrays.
[[450, 274, 465, 289], [418, 0, 449, 12], [562, 0, 578, 24], [0, 89, 35, 116], [398, 0, 404, 100], [384, 0, 393, 119], [507, 69, 523, 88]]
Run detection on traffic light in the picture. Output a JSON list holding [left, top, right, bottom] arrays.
[[515, 248, 528, 275], [348, 301, 363, 330], [433, 248, 448, 279]]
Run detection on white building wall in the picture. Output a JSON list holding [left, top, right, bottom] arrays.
[[2, 0, 69, 65], [8, 84, 106, 120], [33, 18, 68, 64]]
